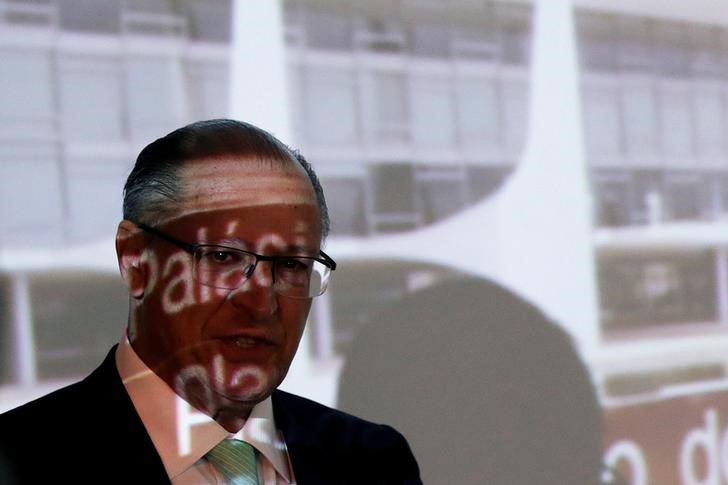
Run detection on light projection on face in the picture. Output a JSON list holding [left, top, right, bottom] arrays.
[[122, 160, 322, 434], [142, 225, 311, 315]]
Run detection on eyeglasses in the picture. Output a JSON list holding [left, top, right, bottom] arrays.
[[137, 223, 336, 299]]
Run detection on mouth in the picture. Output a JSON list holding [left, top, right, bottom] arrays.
[[233, 336, 266, 348], [214, 334, 279, 362], [214, 331, 277, 345]]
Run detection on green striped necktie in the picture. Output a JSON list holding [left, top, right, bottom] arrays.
[[205, 439, 260, 485]]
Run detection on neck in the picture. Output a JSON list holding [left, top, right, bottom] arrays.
[[213, 408, 251, 433]]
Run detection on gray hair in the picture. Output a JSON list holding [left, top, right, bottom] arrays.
[[122, 119, 330, 239]]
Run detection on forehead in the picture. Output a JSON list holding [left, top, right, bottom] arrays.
[[176, 157, 317, 216]]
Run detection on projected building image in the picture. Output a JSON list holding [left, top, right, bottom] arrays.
[[3, 1, 728, 483]]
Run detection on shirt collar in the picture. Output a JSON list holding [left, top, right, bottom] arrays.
[[115, 333, 292, 482]]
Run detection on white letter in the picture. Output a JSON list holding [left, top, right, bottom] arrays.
[[604, 440, 647, 485], [162, 253, 196, 313], [680, 408, 720, 485]]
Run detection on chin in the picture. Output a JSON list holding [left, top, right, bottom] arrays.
[[219, 365, 277, 403]]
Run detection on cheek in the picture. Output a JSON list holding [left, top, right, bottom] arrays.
[[137, 256, 226, 346], [159, 252, 197, 314], [147, 250, 228, 316], [280, 300, 311, 338]]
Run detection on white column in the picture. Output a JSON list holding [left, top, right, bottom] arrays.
[[716, 247, 728, 325], [10, 273, 37, 386], [310, 291, 335, 361], [229, 0, 292, 143], [493, 0, 600, 354], [331, 0, 601, 356]]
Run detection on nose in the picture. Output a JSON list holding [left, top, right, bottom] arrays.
[[227, 261, 278, 318]]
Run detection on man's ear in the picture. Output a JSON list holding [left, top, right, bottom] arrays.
[[116, 220, 148, 299]]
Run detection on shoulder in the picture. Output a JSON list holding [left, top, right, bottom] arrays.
[[272, 390, 422, 484], [0, 347, 169, 483], [0, 377, 98, 436], [0, 372, 106, 483], [0, 347, 119, 434], [273, 389, 404, 442]]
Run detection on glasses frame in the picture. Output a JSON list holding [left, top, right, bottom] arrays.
[[135, 222, 336, 298]]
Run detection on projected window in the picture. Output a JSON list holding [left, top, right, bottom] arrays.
[[599, 251, 717, 334], [186, 60, 229, 120], [451, 25, 498, 61], [0, 149, 64, 243], [323, 261, 462, 357], [582, 82, 621, 160], [577, 9, 728, 228], [126, 56, 179, 139], [592, 173, 632, 227], [301, 67, 359, 145], [58, 0, 121, 33], [0, 48, 55, 137], [716, 175, 728, 218], [693, 84, 725, 158], [30, 272, 127, 380], [319, 176, 368, 236], [456, 77, 501, 148], [663, 174, 706, 221], [658, 82, 692, 158], [653, 21, 690, 78], [285, 0, 533, 235], [502, 80, 528, 155], [56, 0, 231, 40], [416, 166, 470, 224], [58, 56, 124, 141], [410, 22, 450, 59], [621, 82, 658, 158], [368, 163, 421, 233], [0, 275, 11, 385], [357, 17, 405, 54], [498, 3, 532, 65], [62, 160, 125, 246], [302, 7, 353, 51], [575, 12, 617, 72], [366, 71, 409, 144], [410, 76, 455, 149], [615, 16, 653, 73], [178, 0, 231, 42], [466, 165, 512, 201]]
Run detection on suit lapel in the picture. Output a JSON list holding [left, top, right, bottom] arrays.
[[272, 390, 322, 484], [82, 346, 171, 483]]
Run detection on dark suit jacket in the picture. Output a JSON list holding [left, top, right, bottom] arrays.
[[0, 346, 421, 484]]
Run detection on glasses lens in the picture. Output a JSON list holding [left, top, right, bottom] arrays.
[[194, 246, 256, 289], [194, 248, 332, 297], [274, 258, 332, 298]]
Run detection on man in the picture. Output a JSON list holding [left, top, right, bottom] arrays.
[[0, 119, 421, 484]]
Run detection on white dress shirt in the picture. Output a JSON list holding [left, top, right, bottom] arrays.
[[115, 334, 296, 484]]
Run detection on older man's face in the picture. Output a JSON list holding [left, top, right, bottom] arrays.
[[121, 158, 321, 429]]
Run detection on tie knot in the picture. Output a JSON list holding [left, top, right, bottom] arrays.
[[206, 439, 259, 485]]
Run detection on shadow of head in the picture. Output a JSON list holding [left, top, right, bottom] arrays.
[[338, 277, 603, 484]]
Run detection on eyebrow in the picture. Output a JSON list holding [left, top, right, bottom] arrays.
[[282, 244, 320, 255], [213, 237, 248, 248], [210, 239, 319, 256]]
